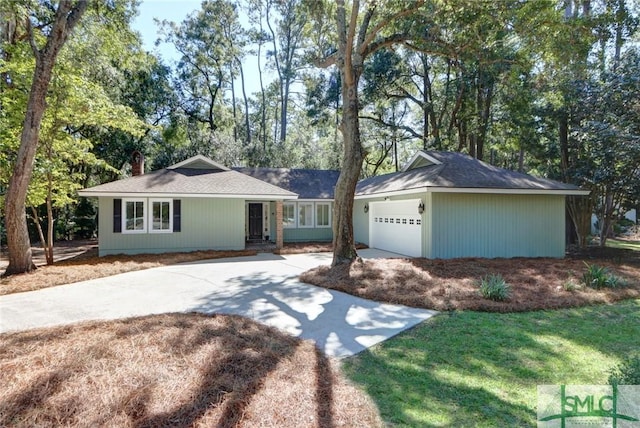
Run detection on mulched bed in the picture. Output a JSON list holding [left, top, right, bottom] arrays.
[[300, 246, 640, 313], [0, 313, 382, 427]]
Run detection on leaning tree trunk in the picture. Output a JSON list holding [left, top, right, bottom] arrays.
[[4, 61, 53, 275], [3, 0, 86, 276]]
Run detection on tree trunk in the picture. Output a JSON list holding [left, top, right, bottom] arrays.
[[3, 0, 86, 276], [45, 192, 54, 265], [332, 81, 364, 266], [237, 59, 251, 145], [567, 195, 592, 250]]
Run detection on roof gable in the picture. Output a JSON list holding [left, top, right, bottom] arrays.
[[167, 155, 229, 171], [402, 151, 442, 171]]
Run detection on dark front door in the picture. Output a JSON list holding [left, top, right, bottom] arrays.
[[248, 203, 263, 240]]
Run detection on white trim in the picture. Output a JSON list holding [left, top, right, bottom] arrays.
[[315, 202, 332, 228], [149, 198, 173, 233], [79, 191, 298, 200], [401, 151, 442, 172], [122, 198, 147, 234], [355, 187, 589, 199], [167, 155, 230, 171], [425, 187, 590, 195], [355, 188, 427, 199], [297, 202, 315, 228]]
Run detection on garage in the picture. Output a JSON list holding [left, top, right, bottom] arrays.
[[369, 199, 422, 257]]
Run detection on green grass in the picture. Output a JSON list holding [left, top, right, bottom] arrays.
[[606, 238, 640, 251], [343, 299, 640, 427]]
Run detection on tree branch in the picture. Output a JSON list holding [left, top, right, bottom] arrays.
[[359, 0, 425, 56]]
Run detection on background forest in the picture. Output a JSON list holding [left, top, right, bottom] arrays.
[[1, 0, 639, 259]]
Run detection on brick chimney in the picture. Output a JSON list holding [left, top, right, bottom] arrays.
[[131, 150, 144, 176]]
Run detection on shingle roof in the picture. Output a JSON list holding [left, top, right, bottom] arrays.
[[79, 167, 297, 198], [356, 151, 586, 196], [234, 167, 340, 199]]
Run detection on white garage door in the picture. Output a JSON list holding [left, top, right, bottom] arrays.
[[370, 200, 422, 257]]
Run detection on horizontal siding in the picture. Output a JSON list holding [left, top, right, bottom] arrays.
[[431, 193, 565, 259], [98, 197, 245, 256], [283, 228, 332, 242]]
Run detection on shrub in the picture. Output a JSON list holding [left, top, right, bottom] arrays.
[[582, 263, 625, 289], [562, 279, 581, 292], [479, 274, 511, 301], [608, 355, 640, 386]]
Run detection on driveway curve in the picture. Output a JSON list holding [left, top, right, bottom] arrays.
[[0, 250, 436, 358]]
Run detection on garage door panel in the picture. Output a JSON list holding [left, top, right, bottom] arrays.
[[370, 200, 422, 257]]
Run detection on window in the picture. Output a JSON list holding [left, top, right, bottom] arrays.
[[298, 202, 314, 228], [316, 203, 331, 228], [150, 199, 173, 233], [123, 199, 146, 233], [283, 203, 296, 228]]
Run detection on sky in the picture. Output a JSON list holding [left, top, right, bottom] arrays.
[[132, 0, 266, 96], [132, 0, 201, 61]]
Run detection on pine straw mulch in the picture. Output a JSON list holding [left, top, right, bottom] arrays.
[[0, 249, 258, 296], [0, 313, 382, 428], [300, 246, 640, 313]]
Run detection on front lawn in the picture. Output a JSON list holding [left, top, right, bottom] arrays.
[[343, 299, 640, 427], [607, 238, 640, 251]]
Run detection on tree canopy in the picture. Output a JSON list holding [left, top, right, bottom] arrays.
[[2, 0, 639, 273]]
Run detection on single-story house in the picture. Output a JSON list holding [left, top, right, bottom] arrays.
[[78, 154, 338, 256], [79, 150, 588, 258]]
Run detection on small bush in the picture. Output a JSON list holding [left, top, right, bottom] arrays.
[[582, 263, 624, 289], [562, 278, 581, 292], [479, 274, 511, 301], [608, 355, 640, 386]]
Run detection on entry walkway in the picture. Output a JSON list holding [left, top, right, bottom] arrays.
[[0, 249, 436, 358]]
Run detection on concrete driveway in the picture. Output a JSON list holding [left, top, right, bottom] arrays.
[[0, 249, 436, 358]]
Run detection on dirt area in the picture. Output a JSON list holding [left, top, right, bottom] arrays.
[[0, 313, 382, 427], [300, 245, 640, 313]]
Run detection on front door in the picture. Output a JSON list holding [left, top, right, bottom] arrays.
[[248, 203, 263, 240]]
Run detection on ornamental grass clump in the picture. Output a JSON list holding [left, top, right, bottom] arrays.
[[582, 262, 626, 289], [479, 274, 511, 301]]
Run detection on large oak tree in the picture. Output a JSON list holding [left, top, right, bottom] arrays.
[[314, 0, 428, 265]]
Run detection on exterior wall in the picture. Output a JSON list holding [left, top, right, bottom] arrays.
[[273, 200, 333, 243], [98, 197, 245, 256], [282, 228, 332, 242], [430, 193, 566, 259]]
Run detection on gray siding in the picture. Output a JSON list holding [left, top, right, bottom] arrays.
[[430, 193, 565, 258], [98, 197, 245, 256], [283, 228, 332, 242]]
